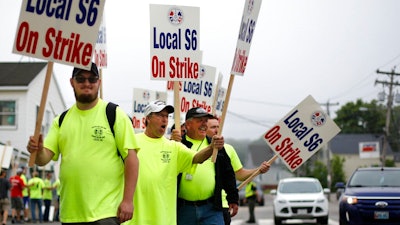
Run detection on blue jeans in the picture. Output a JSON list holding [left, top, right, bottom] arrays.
[[30, 198, 43, 222], [177, 202, 224, 225], [43, 199, 51, 221]]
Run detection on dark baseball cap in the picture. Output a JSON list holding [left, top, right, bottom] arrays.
[[72, 63, 99, 77], [185, 107, 213, 121]]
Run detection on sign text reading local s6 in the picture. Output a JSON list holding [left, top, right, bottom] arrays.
[[13, 0, 105, 70]]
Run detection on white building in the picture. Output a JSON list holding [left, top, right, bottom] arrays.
[[0, 62, 66, 173]]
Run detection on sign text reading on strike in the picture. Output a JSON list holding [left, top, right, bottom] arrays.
[[15, 22, 92, 66], [151, 56, 199, 79]]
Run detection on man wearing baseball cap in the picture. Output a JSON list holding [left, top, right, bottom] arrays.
[[126, 101, 225, 225], [177, 107, 239, 225], [27, 62, 139, 224]]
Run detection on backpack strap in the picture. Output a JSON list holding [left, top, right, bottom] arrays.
[[106, 102, 118, 136], [58, 109, 69, 126]]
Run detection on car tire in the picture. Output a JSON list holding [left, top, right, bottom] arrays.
[[274, 216, 282, 225], [317, 215, 328, 225]]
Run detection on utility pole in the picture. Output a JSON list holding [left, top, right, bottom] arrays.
[[320, 100, 339, 201], [375, 68, 400, 167]]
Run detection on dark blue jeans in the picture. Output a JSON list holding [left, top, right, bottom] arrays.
[[43, 199, 51, 221], [177, 202, 224, 225], [30, 198, 43, 222]]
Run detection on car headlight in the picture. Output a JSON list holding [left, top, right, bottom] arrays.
[[316, 198, 326, 203], [342, 196, 358, 204], [277, 199, 287, 204]]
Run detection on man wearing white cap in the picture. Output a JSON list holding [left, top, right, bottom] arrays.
[[124, 100, 225, 225]]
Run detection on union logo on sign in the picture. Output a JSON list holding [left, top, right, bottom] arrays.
[[247, 0, 255, 14], [168, 8, 183, 25], [311, 111, 326, 127], [142, 91, 150, 100]]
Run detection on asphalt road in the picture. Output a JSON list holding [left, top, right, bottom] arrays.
[[232, 193, 340, 225], [11, 194, 339, 225]]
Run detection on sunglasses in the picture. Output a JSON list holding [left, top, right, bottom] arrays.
[[74, 76, 99, 83]]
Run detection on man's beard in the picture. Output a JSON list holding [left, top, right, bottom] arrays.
[[74, 91, 98, 103]]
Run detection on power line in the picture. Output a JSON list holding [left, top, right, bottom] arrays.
[[331, 53, 400, 101]]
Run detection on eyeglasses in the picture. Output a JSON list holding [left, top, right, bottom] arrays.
[[74, 76, 99, 83]]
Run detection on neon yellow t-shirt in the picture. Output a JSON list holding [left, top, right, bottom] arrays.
[[53, 178, 61, 196], [123, 133, 195, 225], [28, 177, 44, 199], [43, 178, 52, 200], [222, 144, 243, 208], [245, 181, 257, 198], [44, 99, 139, 223], [20, 174, 28, 197], [178, 136, 215, 201]]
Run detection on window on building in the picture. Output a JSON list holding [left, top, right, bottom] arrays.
[[0, 101, 16, 127]]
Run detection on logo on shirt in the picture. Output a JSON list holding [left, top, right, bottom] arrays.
[[92, 126, 107, 141], [161, 151, 171, 163]]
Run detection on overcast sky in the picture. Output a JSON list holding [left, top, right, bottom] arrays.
[[2, 0, 400, 140]]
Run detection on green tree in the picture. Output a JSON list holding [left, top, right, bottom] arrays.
[[334, 99, 385, 134], [331, 154, 346, 189], [334, 99, 400, 152], [303, 159, 328, 188]]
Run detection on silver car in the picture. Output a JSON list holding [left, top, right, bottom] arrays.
[[271, 177, 330, 225]]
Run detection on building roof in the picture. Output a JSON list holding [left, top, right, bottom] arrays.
[[0, 62, 47, 86], [329, 133, 391, 155]]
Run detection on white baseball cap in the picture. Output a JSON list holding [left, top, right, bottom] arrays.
[[144, 100, 174, 117]]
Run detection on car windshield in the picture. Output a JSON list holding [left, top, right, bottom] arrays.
[[348, 169, 400, 187], [279, 181, 321, 193]]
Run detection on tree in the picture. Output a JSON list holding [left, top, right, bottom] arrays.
[[331, 154, 346, 189], [334, 99, 400, 152], [334, 99, 385, 134]]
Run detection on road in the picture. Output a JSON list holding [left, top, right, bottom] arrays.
[[231, 193, 339, 225], [13, 194, 339, 225]]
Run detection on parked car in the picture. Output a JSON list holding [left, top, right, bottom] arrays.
[[335, 182, 346, 200], [339, 167, 400, 225], [271, 177, 330, 225], [238, 181, 264, 206]]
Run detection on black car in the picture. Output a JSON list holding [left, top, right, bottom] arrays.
[[338, 167, 400, 225]]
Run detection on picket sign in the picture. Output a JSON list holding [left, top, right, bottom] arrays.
[[211, 75, 235, 162], [211, 0, 263, 162], [28, 62, 54, 166], [174, 81, 181, 133]]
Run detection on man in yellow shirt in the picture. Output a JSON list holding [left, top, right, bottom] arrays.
[[244, 181, 259, 223], [177, 107, 239, 225], [124, 100, 224, 225], [19, 166, 30, 223], [27, 62, 139, 224], [42, 172, 53, 222]]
